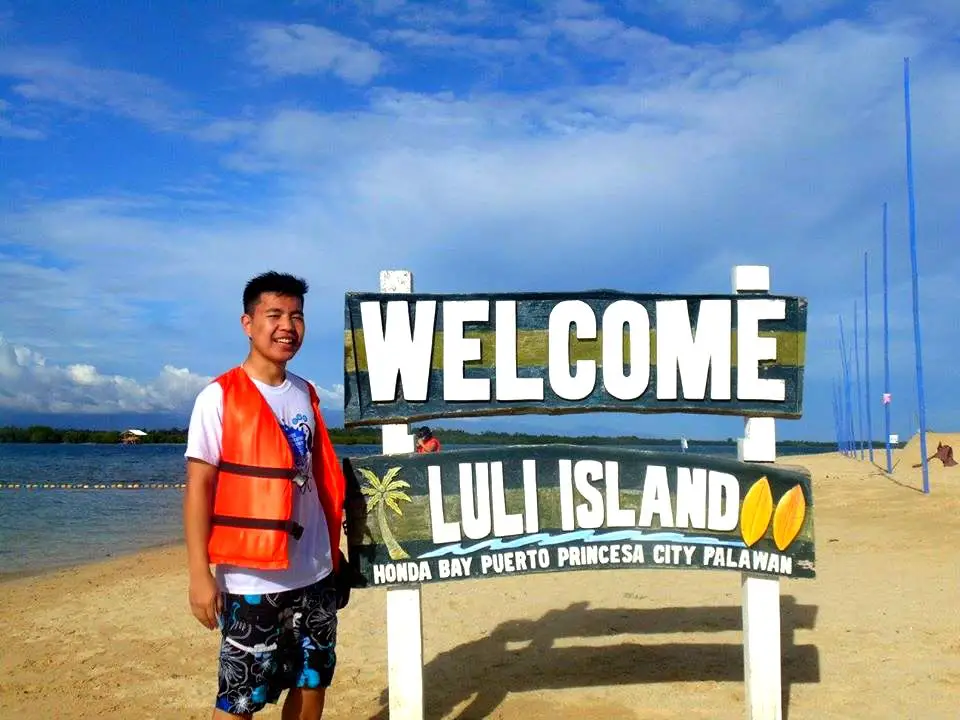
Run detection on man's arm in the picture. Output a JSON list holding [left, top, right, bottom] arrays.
[[181, 382, 224, 630], [184, 457, 217, 578], [183, 457, 221, 629]]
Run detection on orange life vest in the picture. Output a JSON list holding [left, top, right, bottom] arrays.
[[206, 367, 344, 573]]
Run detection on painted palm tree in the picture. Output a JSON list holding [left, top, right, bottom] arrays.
[[358, 466, 412, 560]]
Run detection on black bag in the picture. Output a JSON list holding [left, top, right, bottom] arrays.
[[334, 550, 353, 609]]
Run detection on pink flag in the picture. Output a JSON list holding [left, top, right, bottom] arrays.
[[882, 393, 892, 404]]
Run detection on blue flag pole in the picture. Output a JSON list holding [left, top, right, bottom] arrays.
[[848, 354, 857, 456], [836, 376, 849, 455], [903, 57, 930, 494], [864, 251, 875, 463], [882, 202, 893, 472], [839, 316, 855, 458], [854, 300, 865, 460], [837, 381, 845, 454], [837, 340, 847, 455], [832, 379, 842, 454], [836, 367, 848, 456]]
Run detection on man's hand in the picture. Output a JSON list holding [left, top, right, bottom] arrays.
[[189, 568, 222, 630]]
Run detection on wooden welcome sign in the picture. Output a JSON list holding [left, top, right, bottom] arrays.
[[343, 445, 814, 588], [344, 270, 811, 720], [343, 291, 807, 426]]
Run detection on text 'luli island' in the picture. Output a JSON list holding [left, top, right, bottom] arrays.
[[428, 459, 746, 542], [425, 459, 805, 548]]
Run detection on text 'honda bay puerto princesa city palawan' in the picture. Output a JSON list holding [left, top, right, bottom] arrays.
[[341, 445, 815, 590], [342, 291, 807, 426]]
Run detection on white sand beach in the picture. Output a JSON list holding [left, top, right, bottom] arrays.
[[2, 438, 959, 719]]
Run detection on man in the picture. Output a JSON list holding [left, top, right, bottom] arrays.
[[183, 271, 346, 720], [414, 426, 441, 453]]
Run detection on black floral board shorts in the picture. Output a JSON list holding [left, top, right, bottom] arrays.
[[215, 573, 338, 715]]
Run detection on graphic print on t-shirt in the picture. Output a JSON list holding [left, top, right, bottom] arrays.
[[281, 411, 313, 489]]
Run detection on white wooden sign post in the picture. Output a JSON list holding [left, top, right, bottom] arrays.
[[734, 265, 783, 720], [378, 270, 424, 719]]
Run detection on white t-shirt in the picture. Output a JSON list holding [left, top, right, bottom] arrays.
[[184, 370, 332, 595]]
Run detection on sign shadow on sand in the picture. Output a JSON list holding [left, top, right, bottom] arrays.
[[368, 595, 819, 720]]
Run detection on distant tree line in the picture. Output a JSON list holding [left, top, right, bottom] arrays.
[[0, 426, 191, 444], [0, 424, 839, 448]]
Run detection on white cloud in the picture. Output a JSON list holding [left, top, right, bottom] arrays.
[[245, 23, 384, 84], [0, 335, 345, 413], [773, 0, 844, 23], [627, 0, 752, 29], [0, 46, 195, 132], [188, 118, 259, 143], [9, 20, 954, 293], [552, 0, 605, 18], [378, 0, 501, 29], [380, 27, 533, 58], [211, 15, 950, 294], [0, 98, 42, 139], [311, 381, 346, 406], [0, 334, 211, 413]]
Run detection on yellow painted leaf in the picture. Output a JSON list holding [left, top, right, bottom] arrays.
[[385, 497, 405, 517], [740, 476, 773, 547], [382, 467, 401, 485], [772, 485, 806, 551], [357, 467, 382, 490]]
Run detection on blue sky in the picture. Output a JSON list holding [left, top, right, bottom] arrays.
[[1, 0, 958, 443]]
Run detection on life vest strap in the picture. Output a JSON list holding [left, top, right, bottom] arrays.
[[211, 514, 304, 540], [218, 460, 298, 480]]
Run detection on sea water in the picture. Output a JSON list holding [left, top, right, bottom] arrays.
[[0, 441, 821, 577], [0, 443, 371, 577]]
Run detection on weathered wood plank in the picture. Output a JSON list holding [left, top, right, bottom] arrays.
[[342, 445, 815, 589], [342, 291, 808, 426], [344, 330, 807, 371]]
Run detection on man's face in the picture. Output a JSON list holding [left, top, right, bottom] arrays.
[[241, 292, 305, 364]]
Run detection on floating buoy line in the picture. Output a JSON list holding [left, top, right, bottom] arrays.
[[0, 482, 186, 490]]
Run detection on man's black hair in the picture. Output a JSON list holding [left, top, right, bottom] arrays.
[[243, 271, 309, 314]]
